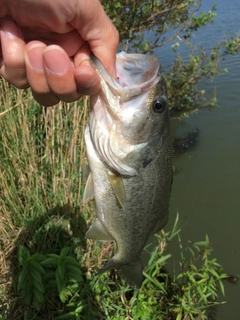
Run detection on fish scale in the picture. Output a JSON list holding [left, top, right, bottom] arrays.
[[83, 52, 172, 289]]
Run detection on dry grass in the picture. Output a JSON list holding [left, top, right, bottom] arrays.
[[0, 80, 98, 316], [0, 80, 226, 320]]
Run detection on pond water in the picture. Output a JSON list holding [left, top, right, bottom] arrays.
[[154, 1, 240, 319]]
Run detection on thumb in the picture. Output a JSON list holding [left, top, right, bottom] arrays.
[[71, 0, 119, 77]]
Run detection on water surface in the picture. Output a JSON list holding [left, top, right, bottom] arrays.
[[155, 1, 240, 319]]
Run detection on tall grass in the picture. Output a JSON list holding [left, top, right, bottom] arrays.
[[0, 80, 227, 319], [0, 80, 93, 317], [0, 79, 89, 223]]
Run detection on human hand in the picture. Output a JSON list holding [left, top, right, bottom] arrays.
[[0, 0, 119, 106]]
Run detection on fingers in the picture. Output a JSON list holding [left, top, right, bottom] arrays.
[[0, 18, 101, 106], [24, 42, 101, 106], [24, 42, 59, 106], [88, 18, 119, 77], [0, 19, 101, 106], [0, 18, 28, 88], [25, 43, 79, 106], [71, 0, 119, 77], [0, 0, 118, 105], [43, 45, 100, 99], [74, 42, 101, 95]]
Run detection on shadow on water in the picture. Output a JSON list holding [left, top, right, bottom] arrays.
[[171, 118, 200, 154], [2, 204, 104, 320]]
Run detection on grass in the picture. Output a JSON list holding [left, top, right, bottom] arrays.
[[0, 79, 227, 319]]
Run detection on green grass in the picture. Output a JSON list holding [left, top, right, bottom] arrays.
[[0, 80, 227, 319]]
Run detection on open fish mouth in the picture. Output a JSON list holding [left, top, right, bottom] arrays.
[[91, 52, 161, 104], [89, 52, 166, 176]]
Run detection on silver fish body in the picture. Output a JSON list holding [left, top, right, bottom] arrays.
[[84, 52, 172, 289]]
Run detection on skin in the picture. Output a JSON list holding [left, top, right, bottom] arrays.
[[0, 0, 119, 106]]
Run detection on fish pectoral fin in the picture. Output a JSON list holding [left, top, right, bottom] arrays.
[[83, 165, 90, 181], [82, 172, 94, 204], [85, 219, 114, 241], [108, 173, 126, 208], [118, 262, 143, 290]]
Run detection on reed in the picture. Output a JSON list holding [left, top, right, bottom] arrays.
[[0, 81, 226, 319]]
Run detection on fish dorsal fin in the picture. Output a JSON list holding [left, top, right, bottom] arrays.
[[108, 172, 126, 208], [82, 172, 94, 204], [85, 219, 114, 241]]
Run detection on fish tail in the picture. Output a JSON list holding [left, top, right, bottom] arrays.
[[99, 258, 143, 290], [118, 263, 143, 289]]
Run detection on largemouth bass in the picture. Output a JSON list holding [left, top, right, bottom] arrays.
[[83, 52, 172, 289]]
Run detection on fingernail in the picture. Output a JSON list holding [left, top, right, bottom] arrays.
[[43, 47, 68, 75], [77, 70, 97, 88], [1, 18, 18, 39], [2, 30, 16, 40], [26, 45, 45, 72]]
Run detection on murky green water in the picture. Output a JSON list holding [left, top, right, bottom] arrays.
[[155, 1, 240, 319]]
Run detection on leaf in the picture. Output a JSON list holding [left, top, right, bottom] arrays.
[[44, 279, 58, 297], [22, 280, 33, 305], [151, 254, 171, 269], [193, 241, 208, 248], [75, 304, 88, 313], [30, 253, 46, 263], [60, 247, 72, 257], [18, 265, 30, 291], [59, 287, 69, 303], [33, 286, 45, 305], [43, 270, 56, 282], [169, 212, 182, 240], [58, 312, 76, 319], [65, 264, 83, 282], [57, 262, 66, 280], [31, 259, 45, 275], [56, 268, 66, 293], [142, 272, 167, 294], [41, 256, 58, 268], [18, 245, 30, 266], [64, 256, 81, 268], [147, 247, 158, 268], [30, 268, 45, 293], [176, 309, 183, 320], [47, 253, 61, 259]]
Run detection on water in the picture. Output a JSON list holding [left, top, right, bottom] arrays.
[[155, 1, 240, 319]]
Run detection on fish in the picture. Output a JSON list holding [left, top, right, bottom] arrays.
[[83, 52, 172, 289]]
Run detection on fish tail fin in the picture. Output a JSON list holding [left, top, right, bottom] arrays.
[[99, 257, 143, 290], [118, 263, 143, 290]]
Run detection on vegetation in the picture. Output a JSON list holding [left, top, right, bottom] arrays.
[[104, 0, 240, 119], [0, 81, 227, 319], [1, 0, 239, 319]]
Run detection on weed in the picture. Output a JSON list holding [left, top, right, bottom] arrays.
[[0, 82, 227, 319]]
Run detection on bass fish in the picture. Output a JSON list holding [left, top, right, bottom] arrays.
[[83, 52, 172, 289]]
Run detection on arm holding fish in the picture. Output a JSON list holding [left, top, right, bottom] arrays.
[[0, 0, 119, 105]]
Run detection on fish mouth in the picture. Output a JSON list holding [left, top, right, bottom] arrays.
[[91, 52, 161, 102], [89, 52, 164, 176]]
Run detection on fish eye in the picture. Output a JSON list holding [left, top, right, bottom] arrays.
[[152, 97, 166, 113]]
